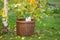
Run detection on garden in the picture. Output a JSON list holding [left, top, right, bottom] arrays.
[[0, 0, 60, 40]]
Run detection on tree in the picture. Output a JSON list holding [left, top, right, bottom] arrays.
[[2, 0, 8, 33]]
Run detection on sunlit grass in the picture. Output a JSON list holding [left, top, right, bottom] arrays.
[[0, 12, 60, 40]]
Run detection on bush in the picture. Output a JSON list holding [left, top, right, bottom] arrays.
[[0, 0, 58, 21]]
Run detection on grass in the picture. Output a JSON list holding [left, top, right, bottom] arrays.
[[0, 12, 60, 40]]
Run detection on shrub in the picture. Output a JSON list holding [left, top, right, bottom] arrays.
[[1, 0, 57, 21]]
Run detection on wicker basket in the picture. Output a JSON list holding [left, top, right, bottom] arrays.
[[16, 18, 35, 36]]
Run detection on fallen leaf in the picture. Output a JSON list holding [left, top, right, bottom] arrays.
[[22, 37, 25, 40]]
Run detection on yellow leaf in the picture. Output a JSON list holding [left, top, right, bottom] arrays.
[[22, 37, 25, 40], [14, 0, 20, 3], [29, 0, 36, 5], [2, 9, 7, 17]]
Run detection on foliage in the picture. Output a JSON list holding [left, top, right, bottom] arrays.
[[53, 7, 60, 14], [7, 0, 56, 21], [0, 0, 3, 15], [0, 0, 58, 21], [0, 0, 59, 20]]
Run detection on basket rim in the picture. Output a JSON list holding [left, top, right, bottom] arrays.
[[16, 18, 35, 23]]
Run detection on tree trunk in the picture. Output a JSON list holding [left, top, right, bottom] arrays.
[[2, 0, 8, 33]]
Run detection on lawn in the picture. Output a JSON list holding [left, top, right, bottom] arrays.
[[0, 11, 60, 40], [0, 0, 60, 40]]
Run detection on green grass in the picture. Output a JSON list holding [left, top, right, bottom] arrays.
[[0, 12, 60, 40]]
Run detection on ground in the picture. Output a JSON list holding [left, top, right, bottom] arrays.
[[0, 12, 60, 40]]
